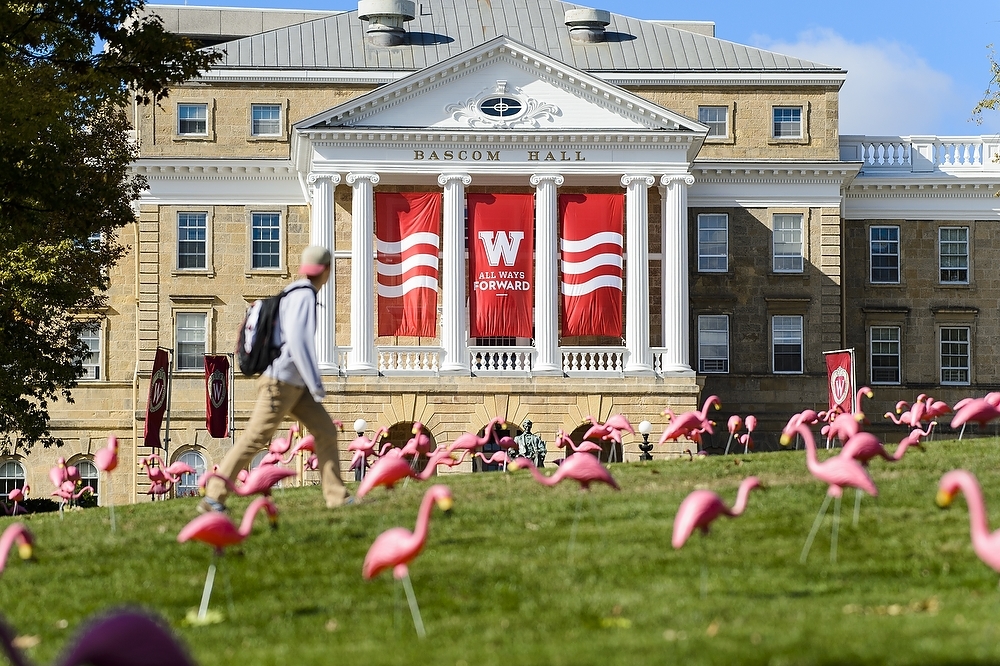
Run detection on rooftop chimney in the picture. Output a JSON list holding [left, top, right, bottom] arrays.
[[564, 8, 611, 43], [358, 0, 416, 47]]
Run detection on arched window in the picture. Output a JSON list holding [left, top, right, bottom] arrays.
[[250, 450, 268, 469], [75, 460, 99, 501], [0, 461, 25, 499], [175, 451, 207, 498]]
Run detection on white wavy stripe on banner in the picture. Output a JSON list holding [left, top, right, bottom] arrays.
[[560, 275, 623, 296], [376, 232, 440, 254], [376, 275, 439, 298], [376, 254, 438, 276], [560, 253, 624, 275], [559, 232, 623, 253]]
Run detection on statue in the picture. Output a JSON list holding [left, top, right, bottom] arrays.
[[515, 420, 546, 468]]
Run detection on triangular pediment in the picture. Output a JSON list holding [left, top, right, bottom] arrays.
[[295, 37, 706, 135]]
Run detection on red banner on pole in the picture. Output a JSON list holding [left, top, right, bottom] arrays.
[[468, 193, 534, 338], [376, 192, 441, 337], [143, 348, 170, 448], [204, 355, 230, 438], [824, 349, 856, 414], [559, 193, 624, 337]]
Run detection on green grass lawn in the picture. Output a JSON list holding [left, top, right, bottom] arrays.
[[4, 437, 1000, 665]]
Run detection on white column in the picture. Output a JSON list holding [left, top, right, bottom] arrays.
[[438, 173, 471, 373], [660, 174, 695, 373], [346, 172, 379, 374], [530, 173, 564, 375], [621, 174, 656, 375], [307, 173, 341, 374]]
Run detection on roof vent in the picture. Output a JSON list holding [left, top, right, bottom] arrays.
[[358, 0, 416, 47], [564, 8, 611, 43]]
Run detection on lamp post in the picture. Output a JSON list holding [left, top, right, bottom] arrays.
[[353, 418, 368, 481], [638, 420, 654, 461]]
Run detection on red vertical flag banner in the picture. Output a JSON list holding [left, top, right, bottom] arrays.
[[143, 348, 170, 448], [824, 349, 856, 414], [559, 193, 624, 337], [204, 355, 230, 438], [376, 192, 442, 337], [468, 193, 534, 338]]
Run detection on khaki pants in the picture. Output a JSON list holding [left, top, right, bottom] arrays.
[[205, 375, 348, 508]]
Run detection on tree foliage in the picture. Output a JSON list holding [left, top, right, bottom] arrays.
[[972, 45, 1000, 123], [0, 1, 221, 451]]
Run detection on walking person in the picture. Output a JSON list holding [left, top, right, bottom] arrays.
[[200, 245, 349, 512]]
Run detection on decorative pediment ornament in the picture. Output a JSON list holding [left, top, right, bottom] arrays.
[[444, 80, 561, 129]]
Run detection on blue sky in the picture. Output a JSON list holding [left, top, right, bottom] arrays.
[[154, 0, 1000, 137]]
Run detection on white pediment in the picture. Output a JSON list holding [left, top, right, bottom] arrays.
[[295, 37, 705, 135]]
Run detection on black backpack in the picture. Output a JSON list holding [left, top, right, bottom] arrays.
[[236, 284, 314, 377]]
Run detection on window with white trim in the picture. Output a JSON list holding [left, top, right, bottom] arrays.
[[0, 461, 25, 499], [251, 104, 282, 136], [772, 106, 802, 138], [698, 315, 729, 373], [772, 214, 803, 273], [175, 451, 206, 498], [870, 326, 900, 384], [75, 459, 99, 501], [698, 106, 728, 137], [697, 214, 728, 272], [939, 227, 969, 284], [941, 327, 970, 385], [175, 313, 207, 370], [178, 212, 207, 270], [772, 315, 803, 373], [870, 226, 899, 284], [177, 103, 208, 136], [251, 212, 281, 269], [79, 323, 101, 380]]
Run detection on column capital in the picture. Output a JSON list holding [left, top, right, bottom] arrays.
[[437, 173, 472, 187], [346, 172, 380, 186], [660, 173, 695, 188], [621, 174, 656, 188], [530, 173, 564, 187], [306, 172, 342, 186]]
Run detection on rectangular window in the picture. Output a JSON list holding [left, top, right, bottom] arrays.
[[251, 212, 281, 269], [941, 327, 970, 385], [177, 212, 207, 269], [698, 315, 729, 373], [772, 315, 803, 373], [251, 104, 282, 136], [773, 214, 803, 273], [870, 326, 900, 384], [939, 227, 969, 283], [176, 313, 207, 370], [697, 214, 728, 272], [80, 324, 101, 380], [698, 106, 728, 137], [177, 103, 208, 135], [870, 226, 899, 283], [772, 106, 802, 138]]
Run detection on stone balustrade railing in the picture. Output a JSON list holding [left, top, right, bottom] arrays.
[[840, 135, 1000, 173]]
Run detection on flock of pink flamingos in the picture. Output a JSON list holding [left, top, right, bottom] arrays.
[[2, 389, 1000, 657]]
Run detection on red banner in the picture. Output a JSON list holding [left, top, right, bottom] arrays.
[[204, 355, 230, 438], [559, 193, 624, 337], [468, 193, 534, 338], [143, 348, 170, 448], [824, 349, 856, 414], [376, 192, 441, 337]]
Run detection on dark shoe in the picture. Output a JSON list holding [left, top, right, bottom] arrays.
[[196, 497, 226, 514]]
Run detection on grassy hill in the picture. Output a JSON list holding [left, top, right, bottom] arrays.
[[3, 436, 1000, 665]]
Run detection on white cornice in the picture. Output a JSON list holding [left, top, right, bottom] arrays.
[[134, 160, 297, 178], [691, 161, 860, 185], [303, 129, 699, 147]]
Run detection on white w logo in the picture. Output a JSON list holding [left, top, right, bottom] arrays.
[[478, 231, 524, 267]]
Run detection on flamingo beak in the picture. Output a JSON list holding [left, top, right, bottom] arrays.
[[436, 496, 454, 513], [18, 543, 33, 561], [935, 489, 955, 508], [779, 433, 793, 447]]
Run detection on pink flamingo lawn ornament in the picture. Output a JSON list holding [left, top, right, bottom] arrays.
[[199, 465, 296, 499], [348, 425, 388, 480], [0, 524, 33, 577], [177, 496, 278, 622], [95, 436, 119, 533], [839, 429, 923, 527], [951, 397, 1000, 440], [474, 450, 511, 471], [659, 395, 721, 445], [780, 422, 877, 564], [355, 454, 445, 499], [3, 487, 27, 517], [723, 415, 742, 455], [936, 469, 1000, 577], [583, 414, 634, 462], [556, 429, 602, 457], [0, 609, 198, 666], [743, 415, 757, 453], [363, 484, 454, 639], [672, 477, 763, 597], [446, 417, 506, 455]]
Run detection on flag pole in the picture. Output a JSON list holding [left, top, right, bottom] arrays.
[[228, 352, 236, 449], [162, 347, 175, 478]]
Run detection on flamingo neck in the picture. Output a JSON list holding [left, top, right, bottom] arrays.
[[797, 426, 821, 472], [411, 490, 440, 546], [730, 480, 757, 516], [0, 528, 25, 573], [238, 498, 274, 538], [954, 475, 992, 548]]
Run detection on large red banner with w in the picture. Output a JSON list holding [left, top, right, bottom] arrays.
[[559, 193, 624, 337], [375, 192, 442, 338], [824, 349, 856, 414], [204, 355, 230, 438], [143, 348, 170, 448], [468, 193, 534, 338]]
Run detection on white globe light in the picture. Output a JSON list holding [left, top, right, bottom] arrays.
[[354, 419, 368, 434], [638, 420, 652, 435]]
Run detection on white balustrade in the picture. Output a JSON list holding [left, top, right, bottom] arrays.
[[840, 135, 1000, 173], [561, 347, 626, 375], [378, 347, 441, 374], [468, 346, 535, 374]]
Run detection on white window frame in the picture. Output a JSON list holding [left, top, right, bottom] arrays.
[[79, 321, 102, 381], [772, 315, 803, 374], [177, 103, 208, 136], [174, 311, 208, 371], [939, 226, 969, 284], [869, 326, 901, 385], [772, 214, 804, 273], [940, 326, 970, 385], [248, 210, 285, 272], [697, 214, 728, 272], [870, 225, 900, 284], [177, 211, 209, 271], [251, 103, 283, 137], [71, 458, 99, 503], [698, 315, 730, 373], [0, 460, 25, 499], [698, 106, 728, 138], [175, 450, 207, 498], [772, 106, 803, 139]]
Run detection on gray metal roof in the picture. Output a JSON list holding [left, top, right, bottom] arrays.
[[208, 0, 842, 73]]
